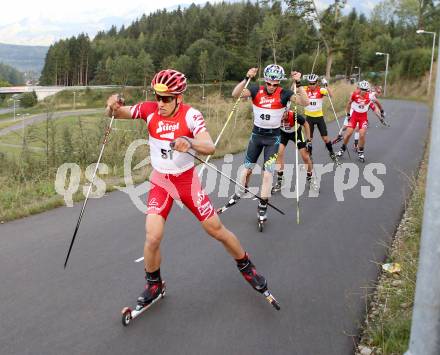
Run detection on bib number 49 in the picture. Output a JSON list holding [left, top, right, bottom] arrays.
[[161, 148, 174, 159], [260, 114, 271, 121]]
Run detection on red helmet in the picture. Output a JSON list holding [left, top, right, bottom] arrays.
[[151, 69, 187, 95]]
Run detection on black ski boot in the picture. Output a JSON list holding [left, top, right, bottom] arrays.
[[358, 149, 365, 163], [271, 172, 283, 194], [217, 189, 245, 214], [137, 270, 163, 307], [236, 253, 267, 294], [336, 144, 346, 158]]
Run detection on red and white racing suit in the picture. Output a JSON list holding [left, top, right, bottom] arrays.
[[130, 102, 215, 221], [347, 91, 376, 130]]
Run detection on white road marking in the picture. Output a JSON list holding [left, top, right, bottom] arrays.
[[135, 257, 144, 263]]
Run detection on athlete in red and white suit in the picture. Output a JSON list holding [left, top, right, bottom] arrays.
[[336, 81, 382, 160], [106, 69, 270, 307]]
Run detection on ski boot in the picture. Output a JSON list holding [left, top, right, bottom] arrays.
[[306, 174, 319, 192], [357, 150, 365, 163], [329, 151, 341, 166], [271, 178, 283, 194], [336, 147, 345, 158], [353, 139, 359, 152], [122, 271, 166, 326], [137, 273, 164, 307], [217, 191, 243, 214], [257, 201, 268, 232], [236, 253, 280, 310]]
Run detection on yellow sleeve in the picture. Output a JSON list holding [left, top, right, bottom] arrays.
[[320, 88, 328, 96]]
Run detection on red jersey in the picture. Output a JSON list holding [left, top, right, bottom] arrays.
[[252, 86, 286, 129], [131, 102, 206, 174], [350, 91, 375, 114]]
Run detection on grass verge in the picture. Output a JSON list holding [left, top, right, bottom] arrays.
[[356, 153, 427, 355]]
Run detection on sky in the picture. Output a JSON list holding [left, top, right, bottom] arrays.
[[0, 0, 380, 46]]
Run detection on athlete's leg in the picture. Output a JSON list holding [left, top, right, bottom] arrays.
[[201, 207, 267, 292], [201, 214, 244, 258], [144, 171, 175, 272], [144, 214, 166, 272], [306, 116, 315, 140], [241, 133, 264, 190], [272, 143, 286, 193], [343, 127, 354, 145], [299, 147, 313, 173], [274, 142, 287, 172]]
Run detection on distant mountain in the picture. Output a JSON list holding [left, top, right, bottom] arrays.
[[0, 43, 48, 74]]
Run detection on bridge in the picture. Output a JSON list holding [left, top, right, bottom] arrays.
[[0, 85, 121, 100]]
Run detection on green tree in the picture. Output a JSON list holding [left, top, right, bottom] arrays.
[[20, 91, 38, 108], [199, 50, 209, 83]]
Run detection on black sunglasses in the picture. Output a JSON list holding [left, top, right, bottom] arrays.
[[266, 82, 279, 87], [155, 94, 175, 103]]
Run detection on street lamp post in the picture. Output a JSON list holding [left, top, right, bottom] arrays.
[[375, 52, 389, 96], [416, 29, 437, 94], [200, 85, 205, 101], [9, 98, 20, 120], [354, 66, 361, 81]]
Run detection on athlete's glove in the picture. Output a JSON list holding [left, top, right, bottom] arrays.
[[321, 78, 328, 87], [306, 140, 312, 153], [346, 112, 351, 122]]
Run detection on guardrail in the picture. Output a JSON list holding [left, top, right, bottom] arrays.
[[405, 34, 440, 355]]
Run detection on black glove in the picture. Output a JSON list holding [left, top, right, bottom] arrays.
[[346, 112, 351, 121]]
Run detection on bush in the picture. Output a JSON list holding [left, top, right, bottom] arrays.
[[398, 48, 431, 78], [20, 90, 38, 107]]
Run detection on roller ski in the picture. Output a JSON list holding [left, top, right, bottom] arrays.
[[237, 253, 280, 310], [217, 191, 242, 215], [257, 201, 267, 232], [121, 280, 166, 326]]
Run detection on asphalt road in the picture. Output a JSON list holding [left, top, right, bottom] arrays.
[[0, 99, 429, 355]]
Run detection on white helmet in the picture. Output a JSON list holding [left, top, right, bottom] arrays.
[[358, 80, 370, 91], [307, 73, 319, 83], [263, 64, 285, 81]]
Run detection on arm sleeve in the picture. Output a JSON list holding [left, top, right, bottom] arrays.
[[187, 108, 207, 136], [248, 85, 259, 99], [130, 101, 158, 121], [281, 89, 294, 106]]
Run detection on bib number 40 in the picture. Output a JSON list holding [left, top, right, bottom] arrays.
[[260, 114, 271, 121]]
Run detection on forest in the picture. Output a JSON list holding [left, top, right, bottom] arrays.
[[38, 0, 439, 87]]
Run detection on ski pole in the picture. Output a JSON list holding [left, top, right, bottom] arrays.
[[171, 143, 285, 215], [198, 77, 252, 177], [327, 89, 351, 160], [293, 84, 300, 224], [64, 96, 123, 269]]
